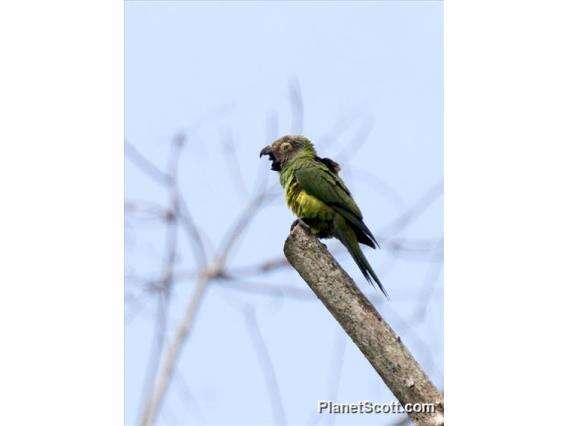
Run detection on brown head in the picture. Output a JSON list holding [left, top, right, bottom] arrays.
[[259, 135, 316, 171]]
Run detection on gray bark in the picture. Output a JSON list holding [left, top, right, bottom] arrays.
[[284, 225, 444, 425]]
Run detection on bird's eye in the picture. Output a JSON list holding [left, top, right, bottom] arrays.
[[281, 142, 292, 152]]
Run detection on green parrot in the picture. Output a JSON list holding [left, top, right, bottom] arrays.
[[260, 135, 387, 297]]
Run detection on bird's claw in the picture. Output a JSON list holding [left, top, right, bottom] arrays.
[[290, 218, 310, 232]]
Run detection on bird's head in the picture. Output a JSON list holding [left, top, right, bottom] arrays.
[[259, 135, 316, 171]]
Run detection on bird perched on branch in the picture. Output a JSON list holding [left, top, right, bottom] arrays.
[[260, 135, 387, 297]]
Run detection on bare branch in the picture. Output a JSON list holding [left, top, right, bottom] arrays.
[[344, 168, 407, 212], [215, 278, 314, 301], [408, 240, 444, 324], [125, 141, 172, 186], [284, 225, 443, 425], [216, 190, 278, 267], [176, 197, 208, 268], [125, 200, 170, 221], [381, 182, 443, 239], [220, 128, 249, 197], [242, 305, 287, 426], [137, 135, 184, 422], [319, 112, 361, 150], [334, 115, 375, 163], [289, 77, 303, 134], [173, 372, 206, 424], [308, 332, 347, 426], [266, 110, 279, 140], [140, 273, 210, 426], [140, 185, 279, 424], [385, 238, 444, 262]]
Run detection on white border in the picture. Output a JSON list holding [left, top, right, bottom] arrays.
[[446, 1, 568, 424], [0, 1, 123, 424]]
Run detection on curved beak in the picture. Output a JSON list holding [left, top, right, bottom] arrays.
[[259, 145, 273, 158]]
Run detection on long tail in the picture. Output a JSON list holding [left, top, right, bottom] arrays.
[[334, 218, 388, 298]]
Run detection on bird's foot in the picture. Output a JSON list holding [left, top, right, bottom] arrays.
[[290, 218, 310, 232]]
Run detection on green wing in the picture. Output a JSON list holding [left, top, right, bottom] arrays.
[[295, 163, 379, 248]]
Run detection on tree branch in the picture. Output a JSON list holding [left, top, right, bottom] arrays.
[[140, 273, 210, 426], [283, 225, 443, 425], [242, 305, 287, 426]]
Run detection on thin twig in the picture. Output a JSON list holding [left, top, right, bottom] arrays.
[[381, 182, 443, 239], [125, 141, 172, 186], [140, 273, 210, 426], [137, 136, 183, 423], [141, 182, 279, 424], [289, 77, 303, 135], [242, 305, 287, 426], [309, 332, 347, 426], [408, 240, 444, 324], [220, 128, 249, 197], [334, 116, 375, 163], [177, 197, 208, 268], [344, 168, 407, 212]]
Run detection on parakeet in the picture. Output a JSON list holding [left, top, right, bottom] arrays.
[[260, 135, 387, 297]]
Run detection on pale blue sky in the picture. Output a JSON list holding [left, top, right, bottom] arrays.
[[126, 2, 442, 425]]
